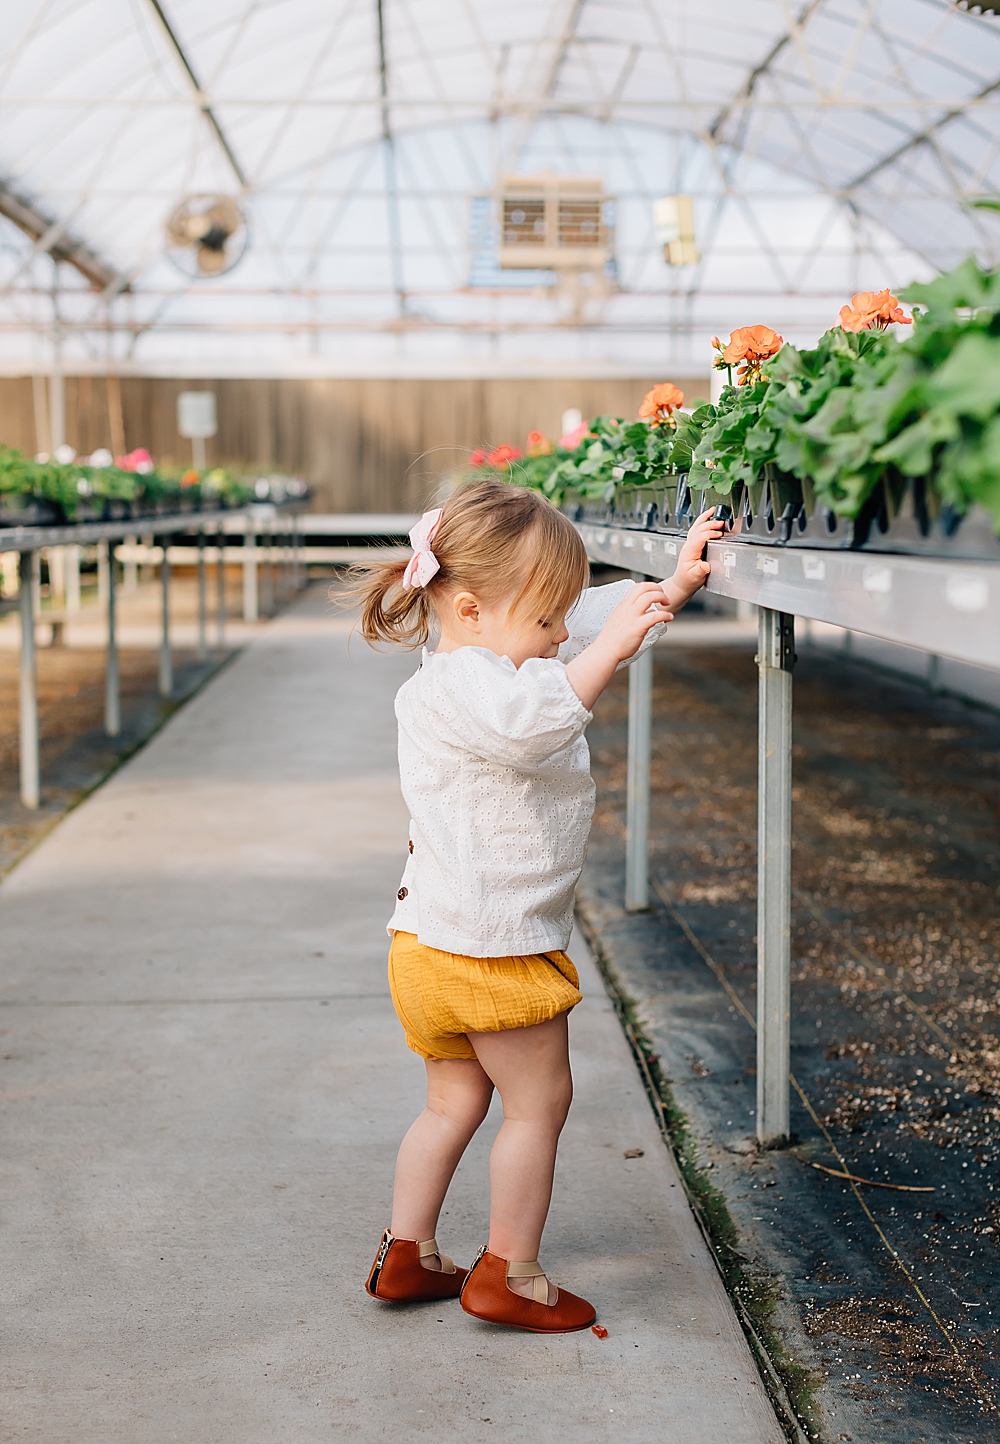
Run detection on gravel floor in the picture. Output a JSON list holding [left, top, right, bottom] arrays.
[[579, 631, 1000, 1444]]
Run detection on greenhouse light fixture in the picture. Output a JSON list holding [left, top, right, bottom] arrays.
[[653, 197, 699, 267]]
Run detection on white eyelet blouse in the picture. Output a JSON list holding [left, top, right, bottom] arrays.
[[387, 579, 663, 957]]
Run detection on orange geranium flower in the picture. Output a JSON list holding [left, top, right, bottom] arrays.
[[721, 325, 783, 366], [469, 448, 487, 467], [638, 382, 685, 426], [525, 429, 552, 456], [713, 325, 784, 385], [838, 288, 911, 332], [486, 444, 522, 466]]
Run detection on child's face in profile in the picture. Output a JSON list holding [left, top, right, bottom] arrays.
[[432, 589, 570, 667]]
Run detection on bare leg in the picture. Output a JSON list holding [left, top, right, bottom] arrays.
[[390, 1056, 494, 1266], [467, 1012, 573, 1303]]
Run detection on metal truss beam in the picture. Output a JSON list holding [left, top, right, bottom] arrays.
[[0, 182, 119, 291], [144, 0, 249, 189], [376, 0, 407, 315], [708, 0, 825, 140], [844, 68, 1000, 190]]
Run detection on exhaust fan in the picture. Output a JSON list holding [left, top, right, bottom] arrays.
[[165, 194, 247, 278]]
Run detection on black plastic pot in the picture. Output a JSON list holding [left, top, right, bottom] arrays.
[[853, 475, 1000, 560], [0, 494, 61, 527]]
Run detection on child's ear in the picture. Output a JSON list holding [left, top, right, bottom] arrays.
[[452, 591, 481, 629]]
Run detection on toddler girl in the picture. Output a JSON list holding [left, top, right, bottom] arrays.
[[356, 477, 722, 1332]]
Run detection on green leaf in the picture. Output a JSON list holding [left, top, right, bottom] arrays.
[[924, 331, 1000, 420]]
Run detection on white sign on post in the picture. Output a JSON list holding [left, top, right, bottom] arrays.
[[177, 392, 217, 439]]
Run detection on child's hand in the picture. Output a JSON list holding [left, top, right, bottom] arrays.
[[595, 582, 674, 666], [673, 510, 726, 599], [565, 583, 674, 710]]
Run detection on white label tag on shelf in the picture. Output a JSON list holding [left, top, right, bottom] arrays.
[[945, 573, 989, 612], [757, 554, 779, 576], [863, 566, 892, 594], [623, 535, 634, 547], [723, 550, 737, 577], [643, 539, 654, 552], [802, 556, 826, 581], [667, 541, 678, 556]]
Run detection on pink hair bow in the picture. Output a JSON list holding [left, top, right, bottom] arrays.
[[402, 507, 443, 590]]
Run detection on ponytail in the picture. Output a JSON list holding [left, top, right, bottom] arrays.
[[345, 550, 435, 649]]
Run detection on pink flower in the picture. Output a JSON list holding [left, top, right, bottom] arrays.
[[558, 421, 589, 450], [116, 447, 154, 474]]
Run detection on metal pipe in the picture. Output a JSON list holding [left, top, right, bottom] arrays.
[[625, 643, 653, 911], [196, 529, 207, 660], [66, 545, 81, 613], [32, 548, 42, 618], [280, 516, 290, 601], [376, 0, 407, 317], [123, 534, 138, 593], [243, 521, 257, 622], [19, 550, 40, 809], [216, 527, 226, 648], [262, 527, 274, 617], [104, 539, 120, 737], [756, 607, 795, 1147], [158, 538, 172, 697]]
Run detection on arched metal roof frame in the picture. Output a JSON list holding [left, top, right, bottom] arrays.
[[0, 0, 998, 376]]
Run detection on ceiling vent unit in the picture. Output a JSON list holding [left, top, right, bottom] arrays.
[[653, 196, 699, 267], [498, 173, 612, 271]]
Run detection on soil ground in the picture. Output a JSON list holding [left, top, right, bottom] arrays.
[[579, 618, 1000, 1444], [0, 573, 244, 874]]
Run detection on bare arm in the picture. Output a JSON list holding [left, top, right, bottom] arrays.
[[564, 510, 727, 711], [564, 582, 672, 710]]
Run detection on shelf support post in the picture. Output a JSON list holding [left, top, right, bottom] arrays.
[[756, 607, 795, 1147], [625, 572, 653, 911], [105, 539, 120, 737], [66, 543, 81, 613], [19, 548, 40, 809], [196, 527, 207, 660], [243, 519, 258, 623], [216, 525, 226, 649], [159, 537, 172, 697]]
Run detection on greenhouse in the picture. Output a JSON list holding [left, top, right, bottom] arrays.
[[1, 3, 999, 1441]]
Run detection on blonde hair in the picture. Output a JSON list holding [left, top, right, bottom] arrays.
[[349, 478, 589, 648]]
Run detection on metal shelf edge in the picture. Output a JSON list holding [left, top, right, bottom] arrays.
[[578, 524, 1000, 673], [0, 509, 256, 550]]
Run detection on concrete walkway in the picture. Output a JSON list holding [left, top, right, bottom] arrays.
[[1, 584, 782, 1444]]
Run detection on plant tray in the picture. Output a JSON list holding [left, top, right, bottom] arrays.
[[565, 473, 1000, 562], [0, 496, 61, 528]]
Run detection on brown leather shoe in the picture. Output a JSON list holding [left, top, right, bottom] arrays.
[[365, 1230, 468, 1302], [459, 1248, 596, 1333]]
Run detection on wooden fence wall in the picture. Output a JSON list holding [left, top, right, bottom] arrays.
[[0, 374, 709, 513]]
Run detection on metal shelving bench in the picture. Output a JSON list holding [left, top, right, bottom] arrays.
[[578, 521, 1000, 1147], [1, 507, 305, 812]]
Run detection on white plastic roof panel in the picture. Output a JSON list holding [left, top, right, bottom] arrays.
[[0, 0, 998, 376]]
